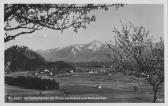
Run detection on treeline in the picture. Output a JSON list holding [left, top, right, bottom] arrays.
[[5, 76, 59, 90], [71, 61, 113, 68], [45, 61, 75, 74]]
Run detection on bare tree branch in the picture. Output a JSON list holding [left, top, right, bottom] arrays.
[[4, 4, 124, 42]]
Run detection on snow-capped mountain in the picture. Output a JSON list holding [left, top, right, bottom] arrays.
[[36, 40, 112, 62], [87, 40, 104, 51]]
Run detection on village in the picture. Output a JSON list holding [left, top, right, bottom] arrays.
[[31, 65, 116, 78]]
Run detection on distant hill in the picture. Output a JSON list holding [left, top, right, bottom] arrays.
[[36, 40, 113, 62], [5, 46, 75, 73], [5, 45, 45, 72]]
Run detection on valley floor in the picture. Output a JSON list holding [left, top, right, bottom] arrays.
[[5, 72, 164, 103]]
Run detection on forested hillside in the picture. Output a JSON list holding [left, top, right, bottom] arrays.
[[5, 46, 45, 72]]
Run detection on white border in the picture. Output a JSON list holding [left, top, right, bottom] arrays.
[[0, 0, 166, 4], [0, 1, 4, 105], [0, 0, 167, 106]]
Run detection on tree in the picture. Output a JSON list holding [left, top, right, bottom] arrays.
[[4, 4, 123, 42], [107, 23, 164, 103]]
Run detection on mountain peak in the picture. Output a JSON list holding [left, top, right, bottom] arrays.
[[36, 40, 112, 62], [87, 40, 104, 51]]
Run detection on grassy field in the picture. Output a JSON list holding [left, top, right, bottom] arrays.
[[5, 72, 164, 103]]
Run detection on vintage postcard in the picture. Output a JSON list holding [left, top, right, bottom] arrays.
[[0, 0, 167, 105]]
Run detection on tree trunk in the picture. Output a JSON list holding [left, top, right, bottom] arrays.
[[153, 84, 158, 103]]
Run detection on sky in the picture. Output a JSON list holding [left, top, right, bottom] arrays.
[[5, 4, 164, 50]]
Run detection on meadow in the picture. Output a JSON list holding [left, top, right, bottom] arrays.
[[5, 71, 164, 103]]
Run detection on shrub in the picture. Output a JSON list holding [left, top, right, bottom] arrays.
[[5, 76, 59, 90]]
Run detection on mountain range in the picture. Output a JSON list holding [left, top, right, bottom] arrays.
[[36, 40, 113, 62]]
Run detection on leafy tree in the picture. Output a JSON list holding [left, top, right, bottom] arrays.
[[4, 4, 123, 42], [107, 23, 164, 103]]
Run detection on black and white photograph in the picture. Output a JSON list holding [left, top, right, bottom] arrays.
[[1, 0, 167, 104]]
